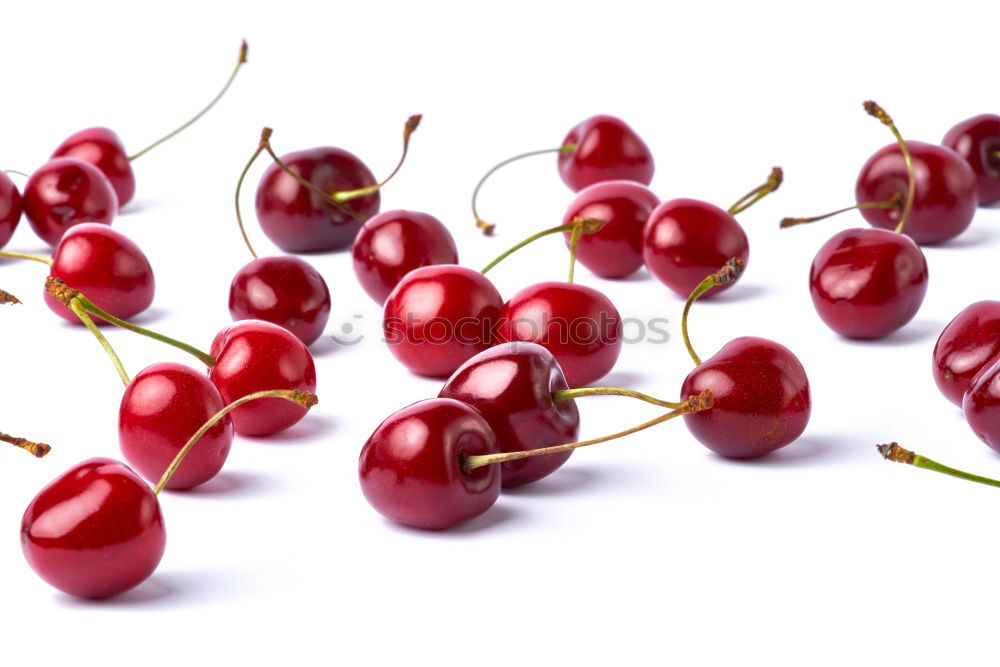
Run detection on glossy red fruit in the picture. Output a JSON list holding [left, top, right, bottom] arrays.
[[561, 180, 659, 279], [22, 157, 117, 246], [856, 141, 978, 245], [642, 198, 749, 298], [943, 114, 1000, 206], [963, 358, 1000, 452], [383, 265, 503, 377], [255, 147, 378, 252], [497, 282, 622, 388], [440, 342, 580, 487], [229, 256, 330, 346], [809, 228, 928, 339], [43, 223, 155, 324], [209, 320, 318, 436], [933, 301, 1000, 406], [352, 210, 458, 304], [119, 363, 233, 489], [558, 115, 654, 192], [52, 127, 135, 207], [359, 398, 500, 530], [21, 458, 166, 598], [681, 337, 811, 458], [0, 171, 22, 250]]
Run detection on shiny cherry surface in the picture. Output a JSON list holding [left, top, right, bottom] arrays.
[[52, 127, 135, 207], [856, 140, 978, 245], [933, 301, 1000, 406], [681, 337, 811, 459], [352, 209, 458, 304], [558, 115, 654, 192], [359, 398, 501, 530], [209, 320, 318, 436], [383, 265, 503, 377], [963, 358, 1000, 453], [561, 180, 659, 279], [0, 170, 22, 249], [943, 114, 1000, 206], [21, 458, 166, 599], [119, 362, 233, 489], [255, 147, 379, 252], [440, 342, 580, 487], [809, 228, 928, 339], [23, 157, 117, 246], [229, 255, 331, 346], [642, 198, 749, 298], [43, 223, 155, 324], [497, 282, 622, 388]]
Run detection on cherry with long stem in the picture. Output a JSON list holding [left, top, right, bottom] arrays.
[[479, 217, 604, 275], [1, 431, 51, 458], [680, 258, 745, 365], [728, 167, 783, 215], [878, 442, 1000, 489]]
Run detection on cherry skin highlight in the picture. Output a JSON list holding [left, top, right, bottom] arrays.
[[933, 301, 1000, 406], [943, 114, 1000, 206], [229, 256, 331, 346], [255, 147, 378, 252], [52, 128, 135, 207], [558, 115, 654, 192], [561, 180, 659, 279], [209, 320, 318, 436], [21, 458, 166, 599], [642, 198, 749, 298], [809, 228, 928, 339], [440, 342, 580, 487], [963, 358, 1000, 453], [352, 209, 458, 304], [0, 171, 22, 249], [497, 282, 622, 388], [22, 157, 117, 246], [119, 363, 233, 490]]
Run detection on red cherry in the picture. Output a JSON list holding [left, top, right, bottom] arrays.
[[558, 115, 654, 192], [0, 171, 23, 250], [209, 320, 318, 436], [383, 265, 503, 377], [497, 282, 622, 388], [352, 210, 458, 304], [439, 342, 580, 487], [933, 301, 1000, 406], [52, 128, 135, 207], [119, 363, 233, 490], [22, 157, 117, 246], [43, 223, 155, 324], [560, 180, 659, 279], [21, 458, 166, 598], [228, 256, 331, 346], [942, 114, 1000, 207], [808, 228, 928, 339], [963, 358, 1000, 452]]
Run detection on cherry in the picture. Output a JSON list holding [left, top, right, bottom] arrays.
[[933, 301, 1000, 406], [352, 209, 458, 304], [942, 114, 1000, 206], [22, 157, 117, 246], [963, 358, 1000, 452], [359, 398, 501, 530], [0, 170, 23, 249], [119, 362, 233, 490], [228, 257, 330, 346]]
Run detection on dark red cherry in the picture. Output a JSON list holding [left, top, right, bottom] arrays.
[[119, 362, 233, 490], [963, 358, 1000, 452], [440, 342, 580, 487], [497, 282, 622, 388], [809, 228, 928, 339], [933, 301, 1000, 406], [681, 337, 811, 458], [642, 198, 749, 298], [383, 265, 503, 377], [352, 209, 458, 304], [228, 256, 331, 346], [23, 157, 117, 246], [52, 128, 135, 207], [209, 320, 318, 436], [255, 147, 378, 252], [558, 115, 654, 192], [43, 223, 155, 324], [943, 114, 1000, 206], [359, 398, 501, 530], [856, 141, 978, 244], [0, 171, 22, 250], [560, 180, 659, 279], [21, 458, 166, 598]]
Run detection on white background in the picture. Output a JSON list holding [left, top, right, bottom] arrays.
[[2, 1, 999, 664]]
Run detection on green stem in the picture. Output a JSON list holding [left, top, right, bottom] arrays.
[[567, 223, 584, 283], [0, 251, 53, 266], [69, 300, 130, 386], [3, 169, 29, 179], [329, 115, 421, 203], [235, 130, 270, 260], [480, 217, 605, 276], [779, 194, 903, 229], [552, 387, 685, 409], [728, 167, 783, 215], [681, 259, 745, 366], [877, 443, 1000, 489], [863, 101, 915, 235], [0, 431, 51, 458]]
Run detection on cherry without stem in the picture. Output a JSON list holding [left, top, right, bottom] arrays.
[[933, 301, 1000, 407], [22, 157, 117, 246], [943, 114, 1000, 206], [0, 170, 22, 249]]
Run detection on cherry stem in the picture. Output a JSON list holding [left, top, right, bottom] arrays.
[[69, 299, 131, 387], [779, 194, 904, 229], [728, 167, 784, 215], [877, 442, 1000, 489], [566, 222, 586, 283], [0, 288, 21, 305], [128, 40, 249, 161], [681, 258, 745, 366], [0, 251, 53, 266], [552, 386, 685, 409], [3, 169, 29, 179], [464, 390, 714, 471], [0, 431, 51, 458], [471, 144, 578, 236], [330, 115, 422, 203], [480, 217, 604, 276], [234, 128, 271, 259], [45, 277, 215, 368], [864, 101, 915, 235], [154, 389, 318, 494]]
